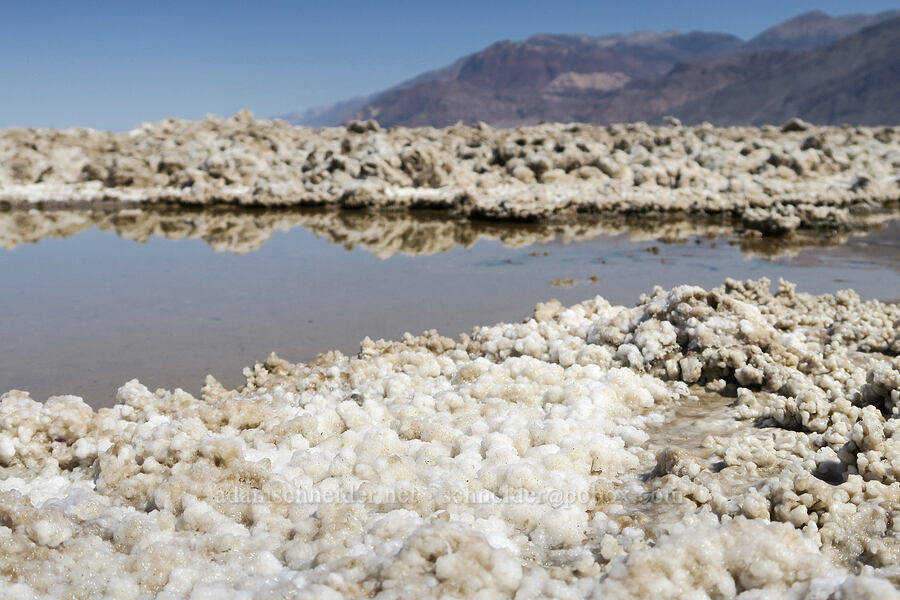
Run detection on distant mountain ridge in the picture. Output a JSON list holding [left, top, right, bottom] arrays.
[[671, 16, 900, 126], [278, 96, 370, 129], [745, 9, 900, 51], [279, 10, 900, 128]]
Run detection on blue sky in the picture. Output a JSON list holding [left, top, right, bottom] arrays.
[[2, 0, 898, 130]]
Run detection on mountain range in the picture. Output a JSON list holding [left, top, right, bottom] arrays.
[[279, 10, 900, 128]]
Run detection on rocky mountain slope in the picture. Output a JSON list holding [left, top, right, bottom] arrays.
[[280, 10, 900, 128], [669, 16, 900, 126], [333, 30, 745, 128], [744, 8, 900, 51]]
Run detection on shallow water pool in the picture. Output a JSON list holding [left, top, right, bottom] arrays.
[[1, 208, 897, 407]]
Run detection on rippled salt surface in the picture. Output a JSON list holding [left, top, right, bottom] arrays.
[[0, 209, 897, 407]]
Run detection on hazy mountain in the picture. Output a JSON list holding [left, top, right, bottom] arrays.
[[280, 10, 900, 128], [278, 96, 370, 128], [745, 9, 900, 51], [670, 16, 900, 126], [344, 30, 745, 128], [567, 50, 795, 125]]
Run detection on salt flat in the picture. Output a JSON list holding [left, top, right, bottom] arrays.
[[0, 117, 899, 598]]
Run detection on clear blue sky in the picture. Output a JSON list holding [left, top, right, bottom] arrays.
[[2, 0, 898, 130]]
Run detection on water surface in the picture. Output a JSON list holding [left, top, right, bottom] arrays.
[[1, 208, 897, 407]]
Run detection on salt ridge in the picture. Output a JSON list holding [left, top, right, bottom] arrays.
[[1, 114, 898, 233]]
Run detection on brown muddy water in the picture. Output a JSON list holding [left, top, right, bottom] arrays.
[[1, 208, 898, 408]]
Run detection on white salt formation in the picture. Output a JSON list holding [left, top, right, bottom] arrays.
[[1, 112, 897, 232], [1, 279, 898, 598]]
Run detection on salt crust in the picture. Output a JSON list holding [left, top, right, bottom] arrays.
[[1, 113, 898, 231], [0, 279, 898, 598]]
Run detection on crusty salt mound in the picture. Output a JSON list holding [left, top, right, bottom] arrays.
[[1, 112, 897, 233], [1, 279, 898, 598]]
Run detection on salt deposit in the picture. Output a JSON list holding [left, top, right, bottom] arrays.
[[1, 113, 898, 233], [1, 279, 898, 598]]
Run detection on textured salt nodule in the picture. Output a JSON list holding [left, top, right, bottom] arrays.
[[1, 113, 898, 232], [0, 279, 898, 598]]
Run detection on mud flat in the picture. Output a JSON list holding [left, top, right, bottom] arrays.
[[1, 113, 898, 234], [1, 279, 898, 598]]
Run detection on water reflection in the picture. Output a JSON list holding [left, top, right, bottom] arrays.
[[2, 206, 896, 259], [1, 205, 897, 407]]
